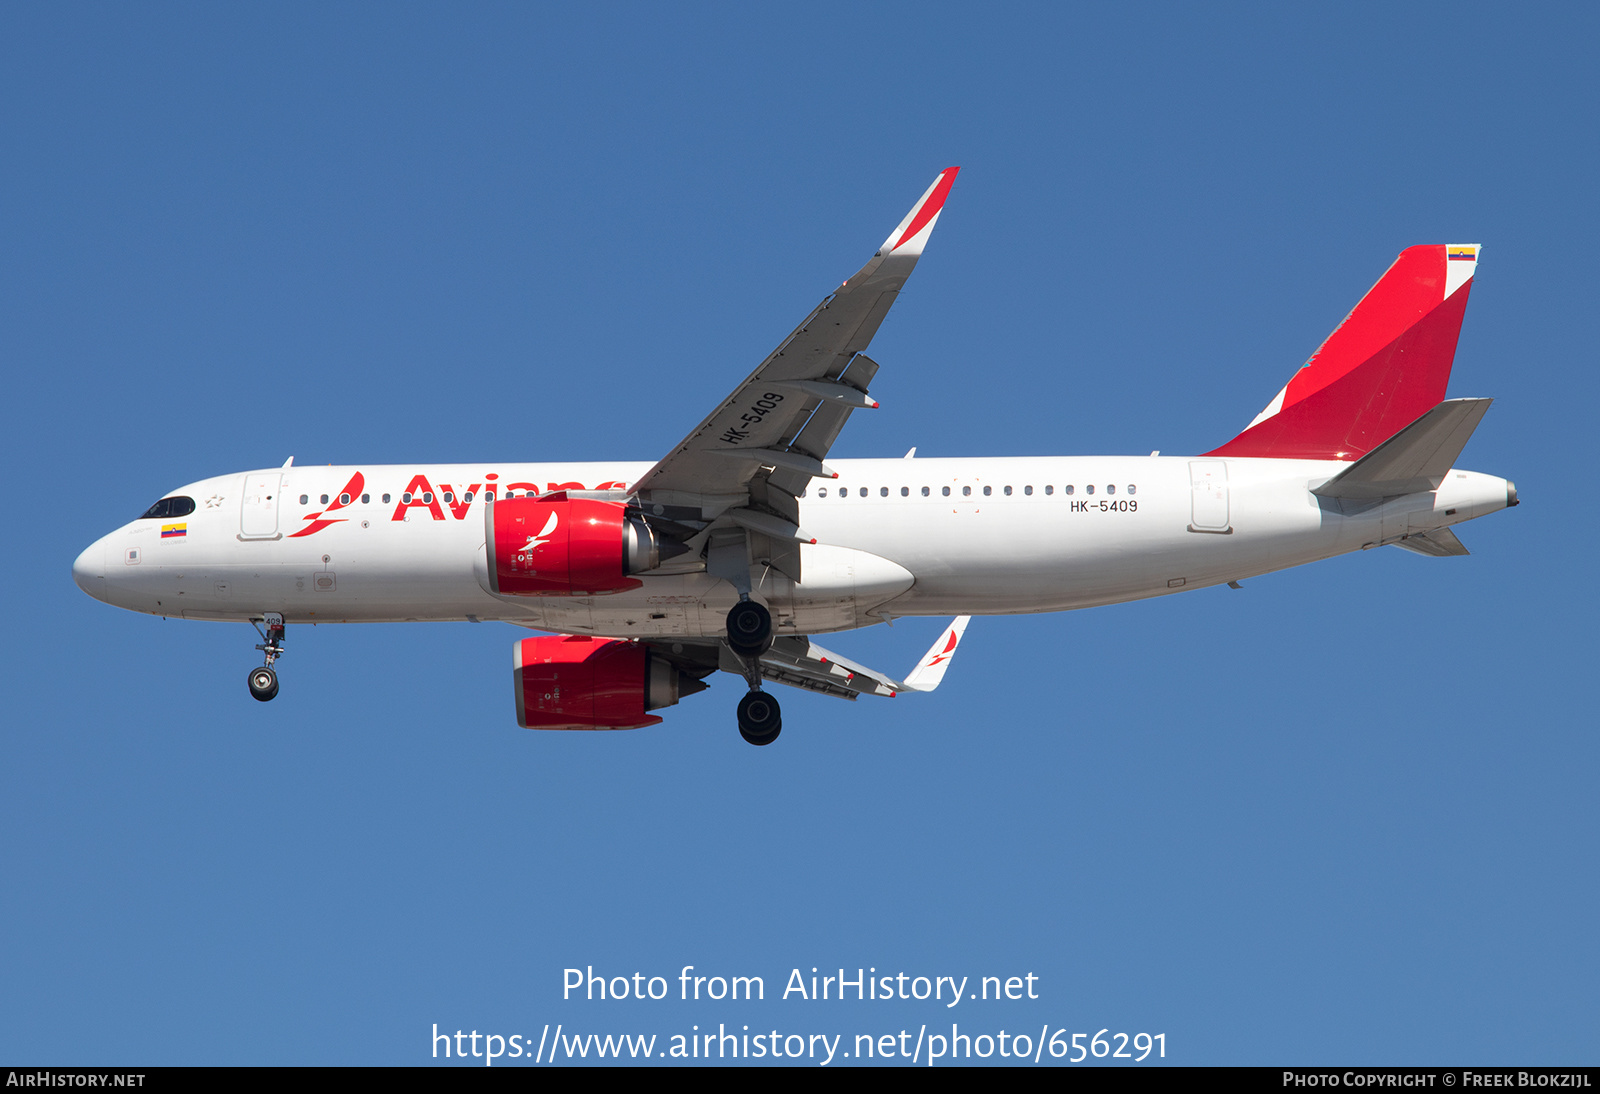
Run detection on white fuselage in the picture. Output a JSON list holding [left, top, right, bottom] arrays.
[[72, 456, 1513, 638]]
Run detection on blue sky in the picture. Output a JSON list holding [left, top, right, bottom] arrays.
[[2, 2, 1594, 1066]]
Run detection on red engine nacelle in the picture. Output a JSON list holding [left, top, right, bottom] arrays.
[[486, 495, 660, 596], [513, 635, 702, 730]]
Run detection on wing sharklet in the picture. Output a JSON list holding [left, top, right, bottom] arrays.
[[900, 617, 971, 693]]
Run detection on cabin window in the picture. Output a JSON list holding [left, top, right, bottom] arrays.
[[922, 486, 930, 496], [901, 486, 909, 496], [982, 485, 992, 496], [1106, 484, 1115, 495], [881, 487, 889, 497], [320, 494, 329, 505], [860, 487, 868, 497], [361, 493, 370, 504], [1128, 484, 1137, 495], [1086, 485, 1094, 495], [422, 492, 434, 504], [1024, 485, 1033, 496], [817, 487, 827, 497], [139, 496, 196, 520], [382, 493, 392, 503], [339, 493, 351, 505], [962, 486, 971, 496], [481, 491, 492, 501], [402, 492, 413, 504], [442, 491, 454, 503], [1065, 485, 1074, 495], [299, 495, 308, 505], [1044, 485, 1053, 495], [942, 486, 951, 496], [1004, 485, 1013, 496]]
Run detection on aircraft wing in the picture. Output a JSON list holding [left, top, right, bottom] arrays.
[[629, 168, 959, 582], [754, 636, 901, 700], [686, 617, 973, 701]]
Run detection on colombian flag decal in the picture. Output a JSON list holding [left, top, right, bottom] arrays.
[[1447, 245, 1478, 261], [161, 523, 187, 539]]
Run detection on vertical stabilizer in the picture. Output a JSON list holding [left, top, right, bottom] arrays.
[[1207, 245, 1479, 461]]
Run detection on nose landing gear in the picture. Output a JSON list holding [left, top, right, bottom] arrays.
[[248, 613, 285, 702]]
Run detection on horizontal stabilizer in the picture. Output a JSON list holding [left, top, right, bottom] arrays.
[[1392, 527, 1470, 557], [1313, 398, 1492, 500]]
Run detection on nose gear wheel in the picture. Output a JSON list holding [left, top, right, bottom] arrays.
[[247, 665, 279, 702]]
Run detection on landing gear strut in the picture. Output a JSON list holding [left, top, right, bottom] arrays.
[[248, 613, 285, 702], [737, 690, 782, 746], [726, 599, 779, 744]]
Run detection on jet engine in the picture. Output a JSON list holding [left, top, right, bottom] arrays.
[[485, 495, 680, 596], [513, 635, 708, 730]]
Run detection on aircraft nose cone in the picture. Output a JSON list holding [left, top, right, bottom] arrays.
[[72, 539, 107, 599]]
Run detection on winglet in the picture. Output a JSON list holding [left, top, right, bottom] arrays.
[[901, 616, 970, 693], [881, 167, 960, 257]]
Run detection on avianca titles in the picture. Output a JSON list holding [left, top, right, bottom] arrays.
[[71, 168, 1517, 745]]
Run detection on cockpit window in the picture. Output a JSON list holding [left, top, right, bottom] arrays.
[[139, 496, 196, 520]]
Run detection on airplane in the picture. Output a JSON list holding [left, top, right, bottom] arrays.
[[70, 168, 1517, 745]]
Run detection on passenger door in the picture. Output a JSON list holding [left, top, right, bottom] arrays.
[[239, 474, 283, 539], [1187, 460, 1231, 534]]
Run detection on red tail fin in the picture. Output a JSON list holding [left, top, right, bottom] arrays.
[[1207, 245, 1479, 461]]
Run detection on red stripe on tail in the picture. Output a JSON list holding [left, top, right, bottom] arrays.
[[1207, 246, 1473, 461]]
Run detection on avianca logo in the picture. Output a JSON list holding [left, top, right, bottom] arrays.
[[925, 630, 960, 667], [522, 512, 559, 554], [289, 472, 630, 537], [289, 472, 365, 538]]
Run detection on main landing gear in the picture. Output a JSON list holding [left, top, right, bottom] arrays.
[[247, 613, 285, 702], [726, 599, 780, 745], [737, 690, 781, 746], [725, 598, 773, 658]]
